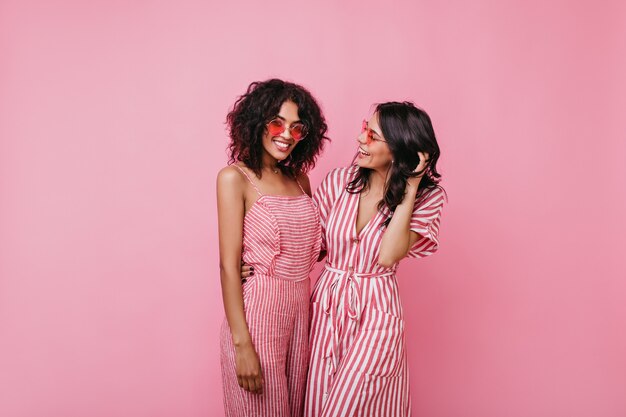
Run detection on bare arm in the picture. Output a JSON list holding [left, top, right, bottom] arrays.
[[378, 153, 429, 268], [217, 166, 264, 394]]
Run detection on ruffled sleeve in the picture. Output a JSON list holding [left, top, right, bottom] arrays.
[[407, 186, 446, 258]]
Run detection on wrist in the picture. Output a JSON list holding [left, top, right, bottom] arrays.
[[232, 334, 252, 348], [406, 177, 421, 190]]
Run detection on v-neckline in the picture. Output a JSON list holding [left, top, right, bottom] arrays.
[[353, 191, 380, 237]]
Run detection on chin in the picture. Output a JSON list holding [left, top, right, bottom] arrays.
[[276, 151, 293, 161], [264, 147, 290, 162], [356, 157, 375, 169], [356, 159, 391, 171]]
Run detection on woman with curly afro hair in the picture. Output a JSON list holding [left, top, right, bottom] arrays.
[[217, 79, 328, 417]]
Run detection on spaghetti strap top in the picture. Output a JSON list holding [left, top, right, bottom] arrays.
[[233, 165, 263, 196], [295, 177, 307, 195], [231, 164, 322, 281], [234, 164, 308, 196]]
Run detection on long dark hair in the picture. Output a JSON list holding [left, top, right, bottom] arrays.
[[347, 101, 444, 226], [226, 79, 329, 178]]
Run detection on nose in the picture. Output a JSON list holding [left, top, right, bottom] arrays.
[[357, 131, 367, 144], [279, 126, 293, 141]]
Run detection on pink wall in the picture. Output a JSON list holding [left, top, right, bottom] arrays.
[[1, 1, 625, 416]]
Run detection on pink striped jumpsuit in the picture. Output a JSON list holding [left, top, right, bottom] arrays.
[[220, 166, 322, 417], [305, 166, 445, 417]]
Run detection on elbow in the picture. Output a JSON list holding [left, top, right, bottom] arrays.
[[378, 240, 412, 268], [219, 262, 239, 283], [377, 254, 398, 269]]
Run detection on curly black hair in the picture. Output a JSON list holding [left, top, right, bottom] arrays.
[[226, 79, 329, 178], [347, 101, 445, 226]]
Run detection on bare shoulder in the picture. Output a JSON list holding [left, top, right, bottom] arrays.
[[216, 165, 245, 192], [296, 172, 312, 196]]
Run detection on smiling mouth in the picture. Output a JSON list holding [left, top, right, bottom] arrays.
[[272, 139, 291, 152], [358, 147, 371, 156]]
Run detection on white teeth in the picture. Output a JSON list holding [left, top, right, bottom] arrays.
[[358, 148, 370, 156], [273, 140, 289, 151]]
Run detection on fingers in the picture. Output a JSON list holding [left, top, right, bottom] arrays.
[[255, 370, 265, 394], [238, 374, 254, 393], [235, 356, 263, 394], [414, 152, 430, 177], [240, 262, 254, 282], [240, 377, 249, 392], [250, 374, 263, 394], [238, 374, 263, 394]]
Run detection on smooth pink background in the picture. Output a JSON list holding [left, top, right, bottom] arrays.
[[1, 1, 625, 416]]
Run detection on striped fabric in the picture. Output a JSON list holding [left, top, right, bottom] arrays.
[[305, 166, 445, 417], [220, 165, 322, 417]]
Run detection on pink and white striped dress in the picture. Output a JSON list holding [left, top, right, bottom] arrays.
[[305, 166, 445, 417], [220, 165, 322, 417]]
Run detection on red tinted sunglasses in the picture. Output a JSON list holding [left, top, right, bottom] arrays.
[[361, 119, 387, 144], [266, 118, 308, 141]]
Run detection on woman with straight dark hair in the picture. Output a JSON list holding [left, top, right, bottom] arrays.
[[304, 102, 446, 416]]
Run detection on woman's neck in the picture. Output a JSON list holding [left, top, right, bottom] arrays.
[[367, 166, 390, 194], [261, 153, 280, 174]]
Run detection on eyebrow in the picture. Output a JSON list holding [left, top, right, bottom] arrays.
[[274, 115, 303, 124], [366, 121, 383, 137]]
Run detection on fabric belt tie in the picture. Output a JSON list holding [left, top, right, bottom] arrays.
[[321, 264, 395, 378]]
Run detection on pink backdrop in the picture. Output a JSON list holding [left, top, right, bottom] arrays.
[[1, 1, 625, 416]]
